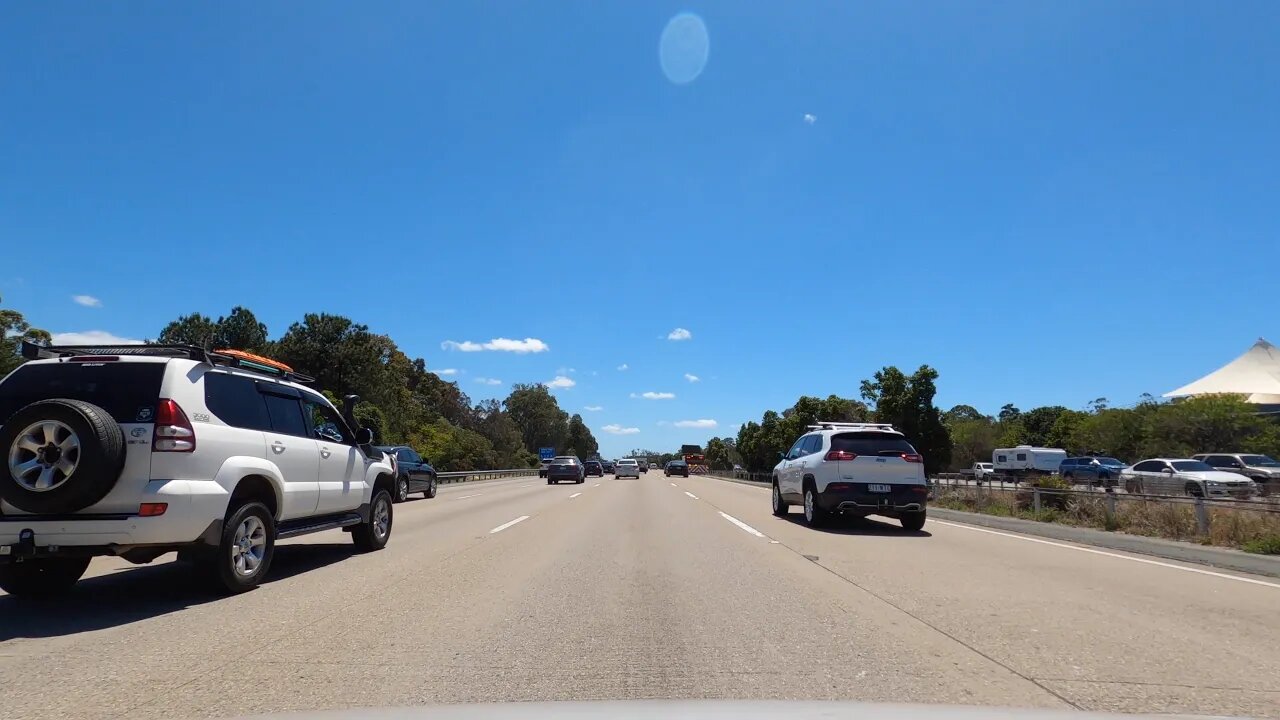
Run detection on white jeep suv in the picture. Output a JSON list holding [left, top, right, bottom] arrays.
[[0, 342, 397, 596], [771, 422, 929, 531]]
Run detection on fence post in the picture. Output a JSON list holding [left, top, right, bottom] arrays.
[[1193, 497, 1210, 535], [1033, 487, 1041, 514], [1104, 488, 1116, 525]]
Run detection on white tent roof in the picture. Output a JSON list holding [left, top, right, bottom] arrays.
[[1164, 338, 1280, 403]]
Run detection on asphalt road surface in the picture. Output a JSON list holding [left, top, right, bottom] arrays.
[[2, 473, 1278, 719]]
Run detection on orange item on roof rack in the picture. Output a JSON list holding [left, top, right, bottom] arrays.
[[216, 349, 295, 373]]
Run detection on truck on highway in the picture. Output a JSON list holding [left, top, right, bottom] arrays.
[[993, 446, 1068, 477], [680, 444, 708, 474], [959, 462, 995, 481]]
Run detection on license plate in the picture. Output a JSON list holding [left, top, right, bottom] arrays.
[[868, 484, 891, 493]]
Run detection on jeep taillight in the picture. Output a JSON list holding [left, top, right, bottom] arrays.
[[901, 453, 924, 463], [153, 399, 196, 452], [825, 450, 857, 461]]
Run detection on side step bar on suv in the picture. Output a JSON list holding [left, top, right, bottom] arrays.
[[277, 512, 363, 539]]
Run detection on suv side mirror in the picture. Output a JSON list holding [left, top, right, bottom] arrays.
[[1161, 467, 1174, 475], [355, 427, 374, 445]]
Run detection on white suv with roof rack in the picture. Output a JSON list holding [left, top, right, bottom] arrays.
[[0, 342, 397, 596], [771, 421, 929, 531]]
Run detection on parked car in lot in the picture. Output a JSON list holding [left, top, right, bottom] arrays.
[[772, 421, 928, 531], [374, 444, 438, 502], [665, 460, 690, 477], [1059, 456, 1126, 486], [0, 342, 396, 596], [1193, 453, 1280, 495], [545, 456, 584, 484], [1121, 458, 1256, 499], [615, 458, 641, 478], [583, 459, 604, 477]]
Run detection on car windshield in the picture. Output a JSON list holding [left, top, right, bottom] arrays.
[[4, 4, 1275, 719], [1240, 455, 1280, 466]]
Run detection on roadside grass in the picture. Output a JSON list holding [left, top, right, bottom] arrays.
[[932, 485, 1280, 555]]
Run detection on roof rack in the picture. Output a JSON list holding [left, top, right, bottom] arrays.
[[807, 421, 898, 432], [20, 340, 315, 384]]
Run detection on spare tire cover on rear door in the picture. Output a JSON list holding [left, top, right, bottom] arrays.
[[1, 399, 127, 514]]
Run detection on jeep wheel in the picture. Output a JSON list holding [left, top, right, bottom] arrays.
[[395, 476, 409, 503], [0, 399, 125, 514], [353, 488, 393, 552], [900, 510, 927, 532], [425, 475, 438, 499], [771, 481, 788, 516], [803, 486, 828, 527], [209, 501, 275, 595], [0, 557, 91, 597]]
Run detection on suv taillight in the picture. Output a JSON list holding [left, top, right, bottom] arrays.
[[901, 453, 923, 463], [153, 399, 196, 452], [825, 450, 857, 461]]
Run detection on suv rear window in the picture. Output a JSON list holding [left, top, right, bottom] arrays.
[[0, 361, 165, 424], [830, 431, 917, 456]]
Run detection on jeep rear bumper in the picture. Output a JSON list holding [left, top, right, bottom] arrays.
[[0, 479, 230, 554], [818, 483, 928, 514]]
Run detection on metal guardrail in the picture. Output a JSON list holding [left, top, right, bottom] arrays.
[[436, 468, 537, 484], [930, 474, 1280, 536]]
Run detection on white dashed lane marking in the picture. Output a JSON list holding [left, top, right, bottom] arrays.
[[569, 492, 582, 498], [489, 516, 530, 534], [719, 511, 768, 539], [684, 491, 699, 500]]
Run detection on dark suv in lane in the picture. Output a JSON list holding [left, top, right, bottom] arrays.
[[665, 460, 690, 477], [374, 445, 438, 502], [583, 460, 604, 477], [546, 456, 584, 484]]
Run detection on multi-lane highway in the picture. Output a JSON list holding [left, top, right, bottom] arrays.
[[2, 473, 1278, 719]]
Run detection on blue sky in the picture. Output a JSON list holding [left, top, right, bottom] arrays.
[[3, 1, 1279, 457]]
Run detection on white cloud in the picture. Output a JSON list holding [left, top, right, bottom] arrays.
[[667, 327, 692, 341], [435, 368, 459, 376], [475, 377, 503, 386], [441, 337, 549, 353], [50, 330, 142, 345], [684, 373, 700, 383], [545, 375, 576, 389], [674, 419, 717, 429], [631, 391, 676, 400], [556, 367, 577, 375], [602, 424, 640, 435], [71, 295, 101, 308], [617, 363, 629, 371], [583, 405, 603, 412], [803, 113, 816, 125]]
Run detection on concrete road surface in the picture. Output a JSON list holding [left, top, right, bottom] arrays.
[[2, 473, 1277, 719]]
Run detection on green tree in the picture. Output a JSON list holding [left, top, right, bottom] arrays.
[[704, 437, 733, 470], [564, 414, 599, 458], [1020, 406, 1069, 447], [503, 383, 570, 453], [946, 417, 998, 470], [157, 312, 219, 347], [944, 404, 987, 423], [0, 295, 50, 377], [215, 306, 269, 353], [861, 365, 952, 474]]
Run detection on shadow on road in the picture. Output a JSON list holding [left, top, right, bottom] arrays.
[[779, 513, 932, 538], [0, 542, 356, 641]]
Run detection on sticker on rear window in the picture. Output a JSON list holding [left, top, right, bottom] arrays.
[[136, 407, 154, 422]]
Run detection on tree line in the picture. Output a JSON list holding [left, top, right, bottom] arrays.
[[153, 307, 599, 470]]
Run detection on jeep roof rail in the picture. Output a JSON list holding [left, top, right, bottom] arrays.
[[19, 340, 316, 384], [807, 421, 898, 431]]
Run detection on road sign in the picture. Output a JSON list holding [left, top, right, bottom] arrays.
[[539, 447, 555, 461]]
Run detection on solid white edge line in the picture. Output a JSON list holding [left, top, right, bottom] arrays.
[[489, 515, 530, 534], [569, 492, 582, 498], [932, 520, 1280, 590], [719, 511, 766, 538], [684, 491, 699, 499]]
